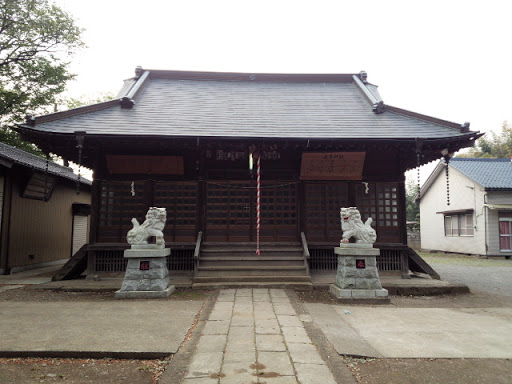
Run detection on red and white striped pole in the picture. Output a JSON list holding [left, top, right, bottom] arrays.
[[256, 156, 261, 255]]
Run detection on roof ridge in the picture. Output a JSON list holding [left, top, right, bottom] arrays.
[[144, 68, 359, 82]]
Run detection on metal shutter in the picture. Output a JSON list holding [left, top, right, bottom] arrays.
[[72, 215, 88, 256]]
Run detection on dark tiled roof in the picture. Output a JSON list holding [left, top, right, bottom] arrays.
[[18, 70, 476, 140], [450, 158, 512, 189], [0, 142, 91, 185]]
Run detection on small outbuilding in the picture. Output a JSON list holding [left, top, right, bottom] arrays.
[[419, 157, 512, 257], [14, 68, 482, 284], [0, 143, 91, 274]]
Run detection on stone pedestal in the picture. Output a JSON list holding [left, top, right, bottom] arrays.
[[115, 247, 175, 299], [329, 244, 389, 303]]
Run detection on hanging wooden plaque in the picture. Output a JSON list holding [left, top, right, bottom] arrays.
[[106, 155, 184, 175], [300, 152, 366, 180]]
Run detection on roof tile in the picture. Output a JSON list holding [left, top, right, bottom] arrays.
[[450, 158, 512, 189]]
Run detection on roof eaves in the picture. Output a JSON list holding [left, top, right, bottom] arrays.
[[386, 105, 472, 134], [485, 188, 512, 192], [0, 144, 91, 186], [23, 99, 120, 126]]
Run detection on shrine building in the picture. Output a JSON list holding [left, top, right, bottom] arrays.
[[15, 68, 482, 287]]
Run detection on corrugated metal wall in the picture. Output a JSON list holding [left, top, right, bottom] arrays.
[[8, 181, 90, 269]]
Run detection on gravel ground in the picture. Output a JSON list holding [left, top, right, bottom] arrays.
[[428, 263, 512, 296], [1, 254, 511, 383]]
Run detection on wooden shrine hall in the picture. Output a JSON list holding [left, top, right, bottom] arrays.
[[16, 68, 482, 287]]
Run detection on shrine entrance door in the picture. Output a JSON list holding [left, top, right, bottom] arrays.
[[205, 181, 298, 242], [304, 182, 349, 242]]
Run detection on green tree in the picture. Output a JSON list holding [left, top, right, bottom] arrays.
[[0, 0, 84, 155], [406, 178, 420, 229], [463, 121, 512, 158], [61, 92, 115, 110]]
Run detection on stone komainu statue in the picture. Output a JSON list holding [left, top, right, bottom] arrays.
[[340, 207, 377, 244], [127, 207, 167, 246]]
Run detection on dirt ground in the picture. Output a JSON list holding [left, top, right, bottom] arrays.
[[0, 357, 160, 384], [342, 357, 512, 384], [297, 288, 512, 308], [1, 286, 511, 383]]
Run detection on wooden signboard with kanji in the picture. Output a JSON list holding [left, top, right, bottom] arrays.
[[106, 155, 184, 175], [300, 152, 366, 180]]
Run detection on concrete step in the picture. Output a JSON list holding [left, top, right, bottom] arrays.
[[201, 247, 303, 253], [194, 275, 312, 283], [199, 259, 305, 267], [202, 242, 301, 247], [199, 255, 303, 260], [192, 281, 313, 290], [197, 266, 307, 277]]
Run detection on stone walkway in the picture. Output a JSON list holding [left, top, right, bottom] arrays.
[[183, 288, 337, 384]]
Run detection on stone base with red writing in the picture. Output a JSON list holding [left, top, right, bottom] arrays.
[[329, 244, 389, 303], [115, 247, 175, 299]]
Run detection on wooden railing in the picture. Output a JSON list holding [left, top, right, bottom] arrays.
[[300, 232, 310, 275], [307, 243, 412, 278], [88, 242, 195, 273]]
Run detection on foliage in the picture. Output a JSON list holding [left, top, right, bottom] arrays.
[[461, 121, 512, 158], [406, 178, 420, 229], [0, 0, 84, 155], [61, 92, 115, 110]]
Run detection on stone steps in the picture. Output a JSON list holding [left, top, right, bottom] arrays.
[[194, 242, 312, 287], [197, 265, 308, 276], [192, 281, 313, 290], [199, 257, 304, 267], [194, 275, 312, 283]]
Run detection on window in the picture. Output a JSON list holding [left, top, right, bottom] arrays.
[[444, 214, 474, 236], [499, 214, 512, 252]]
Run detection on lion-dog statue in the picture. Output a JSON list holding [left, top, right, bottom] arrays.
[[340, 207, 377, 244], [127, 207, 166, 247]]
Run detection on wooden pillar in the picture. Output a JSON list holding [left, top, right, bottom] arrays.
[[398, 180, 408, 245], [298, 181, 305, 236], [198, 147, 207, 237]]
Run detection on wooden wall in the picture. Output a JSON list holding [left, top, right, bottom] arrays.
[[92, 143, 406, 245]]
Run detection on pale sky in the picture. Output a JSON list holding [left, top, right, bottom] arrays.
[[53, 0, 512, 184]]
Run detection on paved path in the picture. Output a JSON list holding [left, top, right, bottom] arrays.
[[0, 300, 202, 358], [307, 303, 512, 359], [183, 288, 337, 384]]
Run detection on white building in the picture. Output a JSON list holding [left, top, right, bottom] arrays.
[[419, 158, 512, 257]]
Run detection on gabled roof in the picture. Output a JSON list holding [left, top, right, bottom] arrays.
[[0, 142, 91, 185], [420, 158, 512, 196], [16, 68, 479, 141], [450, 158, 512, 190]]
